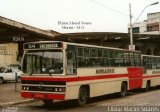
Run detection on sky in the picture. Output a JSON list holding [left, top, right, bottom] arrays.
[[0, 0, 160, 33]]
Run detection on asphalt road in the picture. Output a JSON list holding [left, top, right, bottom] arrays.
[[5, 87, 160, 112]]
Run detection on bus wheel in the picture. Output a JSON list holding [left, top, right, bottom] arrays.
[[0, 78, 3, 84], [42, 100, 53, 106], [145, 81, 150, 91], [120, 82, 127, 97], [77, 87, 88, 106]]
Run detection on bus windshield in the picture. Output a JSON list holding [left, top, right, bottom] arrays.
[[23, 50, 63, 75]]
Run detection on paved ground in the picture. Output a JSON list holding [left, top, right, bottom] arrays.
[[4, 87, 160, 112], [0, 82, 32, 106], [0, 83, 160, 112]]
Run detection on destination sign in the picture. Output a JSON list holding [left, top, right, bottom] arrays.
[[24, 43, 62, 49]]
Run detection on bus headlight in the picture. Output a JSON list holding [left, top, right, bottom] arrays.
[[26, 87, 29, 90], [22, 86, 29, 90], [54, 87, 65, 92], [55, 88, 58, 92], [59, 88, 62, 92], [23, 86, 26, 90]]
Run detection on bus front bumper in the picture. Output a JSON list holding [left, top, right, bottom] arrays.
[[21, 92, 65, 100]]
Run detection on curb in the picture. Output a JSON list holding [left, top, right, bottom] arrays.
[[0, 99, 37, 106]]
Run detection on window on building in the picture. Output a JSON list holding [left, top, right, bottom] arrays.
[[132, 27, 140, 33], [147, 25, 159, 32]]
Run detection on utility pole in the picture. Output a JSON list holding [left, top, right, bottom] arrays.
[[129, 2, 158, 51], [129, 3, 134, 50]]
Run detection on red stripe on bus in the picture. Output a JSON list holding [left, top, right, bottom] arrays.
[[21, 74, 128, 82], [143, 74, 160, 78]]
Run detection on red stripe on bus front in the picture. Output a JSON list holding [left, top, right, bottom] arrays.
[[21, 92, 65, 100], [21, 92, 33, 98]]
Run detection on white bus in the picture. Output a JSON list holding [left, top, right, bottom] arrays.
[[21, 41, 146, 106], [142, 55, 160, 91]]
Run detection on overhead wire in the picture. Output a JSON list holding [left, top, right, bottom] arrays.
[[90, 0, 134, 18]]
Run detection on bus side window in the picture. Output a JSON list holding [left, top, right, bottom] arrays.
[[115, 50, 124, 67], [108, 50, 115, 67], [134, 53, 141, 66], [129, 52, 134, 66], [124, 52, 130, 66], [103, 50, 109, 67], [67, 50, 77, 75]]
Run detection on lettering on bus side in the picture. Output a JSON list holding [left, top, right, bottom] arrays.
[[96, 69, 115, 74]]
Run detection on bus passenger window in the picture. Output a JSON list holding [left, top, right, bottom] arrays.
[[124, 52, 130, 66], [129, 53, 134, 66], [134, 53, 141, 66], [67, 50, 77, 75], [108, 50, 115, 66], [115, 51, 124, 67]]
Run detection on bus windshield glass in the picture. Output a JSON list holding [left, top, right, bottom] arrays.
[[23, 50, 63, 75]]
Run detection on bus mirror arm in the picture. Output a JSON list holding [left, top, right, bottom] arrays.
[[29, 72, 32, 76]]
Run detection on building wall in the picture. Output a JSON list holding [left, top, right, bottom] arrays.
[[0, 43, 18, 67], [132, 22, 147, 33], [147, 12, 160, 22], [130, 12, 160, 35]]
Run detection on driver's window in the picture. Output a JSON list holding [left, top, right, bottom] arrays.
[[42, 51, 63, 74]]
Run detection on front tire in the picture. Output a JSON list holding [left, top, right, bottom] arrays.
[[77, 87, 88, 106], [120, 82, 127, 97]]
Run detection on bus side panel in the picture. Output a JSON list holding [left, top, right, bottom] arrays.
[[65, 84, 80, 100], [127, 67, 143, 90], [143, 75, 160, 88], [65, 77, 128, 100], [90, 78, 128, 97], [150, 77, 160, 87]]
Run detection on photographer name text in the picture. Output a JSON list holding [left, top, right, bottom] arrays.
[[58, 21, 92, 30]]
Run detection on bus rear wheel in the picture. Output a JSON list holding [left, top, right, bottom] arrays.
[[120, 82, 127, 97], [77, 87, 88, 106], [42, 100, 53, 106]]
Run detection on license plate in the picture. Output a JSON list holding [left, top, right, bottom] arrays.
[[34, 93, 46, 99]]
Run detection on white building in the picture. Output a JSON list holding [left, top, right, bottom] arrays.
[[129, 12, 160, 35], [0, 43, 19, 67]]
